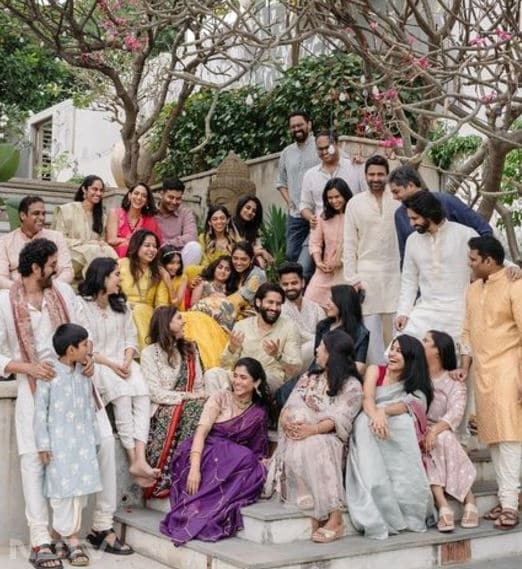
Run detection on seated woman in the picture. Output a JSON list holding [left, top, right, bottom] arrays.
[[141, 306, 206, 499], [53, 174, 117, 278], [346, 334, 435, 540], [118, 229, 170, 348], [160, 357, 270, 545], [305, 178, 353, 308], [231, 195, 273, 269], [266, 329, 363, 543], [78, 257, 157, 487], [106, 182, 162, 258], [159, 245, 188, 309], [423, 330, 478, 532], [198, 205, 237, 268]]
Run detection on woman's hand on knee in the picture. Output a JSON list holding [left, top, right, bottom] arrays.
[[186, 466, 201, 495]]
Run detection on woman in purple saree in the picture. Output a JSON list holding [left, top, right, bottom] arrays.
[[160, 357, 270, 545]]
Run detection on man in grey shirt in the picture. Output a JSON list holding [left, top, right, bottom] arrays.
[[275, 111, 320, 279]]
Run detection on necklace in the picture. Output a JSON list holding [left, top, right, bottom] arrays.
[[232, 394, 253, 410]]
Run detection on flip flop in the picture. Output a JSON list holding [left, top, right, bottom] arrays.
[[312, 525, 344, 543], [461, 503, 479, 529], [437, 506, 455, 532]]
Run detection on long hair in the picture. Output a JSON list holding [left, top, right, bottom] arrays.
[[74, 175, 105, 235], [148, 305, 194, 362], [321, 285, 363, 341], [200, 254, 237, 295], [395, 334, 433, 406], [121, 182, 157, 216], [318, 329, 362, 396], [78, 257, 127, 313], [428, 330, 457, 372], [234, 357, 271, 410], [127, 229, 161, 286], [322, 178, 353, 220], [203, 205, 234, 254], [233, 195, 263, 244], [229, 240, 256, 289]]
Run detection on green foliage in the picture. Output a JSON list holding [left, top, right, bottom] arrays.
[[497, 145, 522, 229], [0, 143, 20, 182], [429, 131, 482, 171], [260, 205, 287, 282]]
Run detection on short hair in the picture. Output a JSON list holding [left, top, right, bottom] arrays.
[[162, 178, 185, 193], [254, 282, 285, 305], [403, 191, 445, 224], [365, 154, 389, 174], [315, 129, 339, 143], [18, 238, 58, 277], [468, 235, 505, 265], [18, 195, 44, 216], [388, 165, 424, 189], [288, 110, 311, 123], [53, 323, 89, 357], [277, 262, 304, 280], [428, 330, 458, 371]]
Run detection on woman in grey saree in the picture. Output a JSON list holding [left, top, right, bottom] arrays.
[[346, 334, 436, 540]]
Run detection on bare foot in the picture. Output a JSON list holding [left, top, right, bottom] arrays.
[[133, 475, 156, 488], [129, 461, 160, 480]]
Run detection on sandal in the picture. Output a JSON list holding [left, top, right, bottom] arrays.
[[461, 503, 479, 529], [437, 506, 455, 532], [494, 508, 519, 530], [312, 525, 344, 543], [51, 539, 69, 560], [68, 544, 89, 567], [483, 504, 503, 520], [86, 528, 133, 556], [29, 544, 63, 568]]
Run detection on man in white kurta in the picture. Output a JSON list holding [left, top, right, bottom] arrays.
[[0, 239, 125, 558], [343, 156, 400, 364], [395, 191, 477, 343]]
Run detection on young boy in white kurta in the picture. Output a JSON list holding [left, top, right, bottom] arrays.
[[34, 324, 101, 566]]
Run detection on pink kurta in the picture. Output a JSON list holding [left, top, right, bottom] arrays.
[[305, 213, 346, 308], [426, 372, 476, 502], [114, 207, 162, 257]]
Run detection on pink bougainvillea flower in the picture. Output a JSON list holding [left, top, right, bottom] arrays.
[[379, 136, 403, 148], [480, 93, 496, 104], [470, 36, 487, 47], [124, 34, 142, 51], [495, 29, 512, 41], [414, 56, 430, 69], [384, 89, 399, 100]]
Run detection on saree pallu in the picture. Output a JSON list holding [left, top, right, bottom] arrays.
[[160, 405, 268, 546], [145, 356, 204, 499], [345, 383, 435, 540]]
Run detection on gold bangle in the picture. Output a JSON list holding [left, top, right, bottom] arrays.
[[190, 450, 202, 455]]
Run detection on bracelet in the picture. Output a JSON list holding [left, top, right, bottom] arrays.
[[190, 450, 202, 455], [315, 423, 320, 435]]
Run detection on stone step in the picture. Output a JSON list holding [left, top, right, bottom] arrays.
[[115, 506, 522, 569], [145, 481, 498, 545]]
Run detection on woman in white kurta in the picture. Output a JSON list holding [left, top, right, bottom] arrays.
[[78, 256, 158, 487]]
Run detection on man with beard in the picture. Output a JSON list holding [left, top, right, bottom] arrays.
[[154, 178, 202, 265], [206, 283, 302, 393], [278, 262, 325, 370], [0, 195, 73, 289], [388, 165, 492, 265], [395, 191, 478, 343], [0, 238, 132, 568], [275, 111, 320, 275], [343, 155, 400, 364]]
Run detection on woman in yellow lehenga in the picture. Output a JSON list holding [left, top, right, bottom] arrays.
[[118, 229, 170, 349]]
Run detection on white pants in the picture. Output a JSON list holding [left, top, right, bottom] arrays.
[[363, 313, 395, 365], [111, 395, 150, 449], [490, 442, 522, 510], [300, 340, 315, 373], [50, 496, 87, 537], [22, 408, 116, 547], [181, 241, 202, 266]]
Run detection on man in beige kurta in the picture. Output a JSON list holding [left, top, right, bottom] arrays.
[[343, 155, 400, 364], [459, 236, 522, 526]]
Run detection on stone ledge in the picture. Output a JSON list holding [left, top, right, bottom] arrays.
[[0, 380, 17, 399]]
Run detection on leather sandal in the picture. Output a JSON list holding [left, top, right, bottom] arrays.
[[86, 528, 133, 555], [437, 506, 455, 532], [494, 508, 519, 530], [461, 503, 479, 528], [483, 504, 503, 520], [67, 544, 89, 567], [29, 544, 63, 568], [312, 525, 344, 543]]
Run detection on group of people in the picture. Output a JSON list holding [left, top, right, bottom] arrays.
[[0, 109, 520, 569]]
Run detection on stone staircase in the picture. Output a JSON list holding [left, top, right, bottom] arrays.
[[113, 448, 522, 569]]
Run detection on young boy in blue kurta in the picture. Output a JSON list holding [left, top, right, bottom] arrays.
[[34, 324, 101, 567]]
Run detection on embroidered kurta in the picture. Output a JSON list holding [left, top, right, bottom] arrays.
[[461, 269, 522, 444], [34, 361, 101, 499], [426, 372, 476, 502], [343, 189, 400, 315], [78, 298, 148, 404], [397, 221, 477, 343]]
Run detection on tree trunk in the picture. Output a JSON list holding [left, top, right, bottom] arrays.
[[477, 141, 510, 221]]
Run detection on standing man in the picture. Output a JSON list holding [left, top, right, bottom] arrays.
[[0, 195, 73, 289], [278, 261, 325, 370], [343, 155, 400, 364], [275, 111, 320, 276], [388, 165, 492, 264], [395, 191, 478, 343], [458, 236, 522, 529], [154, 178, 202, 265], [0, 239, 132, 567]]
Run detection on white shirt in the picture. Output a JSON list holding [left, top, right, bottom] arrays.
[[300, 156, 366, 215], [343, 189, 401, 315], [281, 297, 326, 344]]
